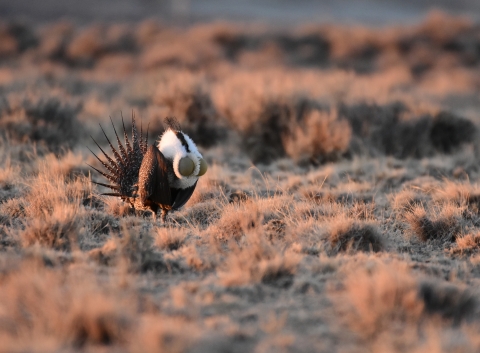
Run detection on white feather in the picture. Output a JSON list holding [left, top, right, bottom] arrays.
[[158, 129, 203, 189]]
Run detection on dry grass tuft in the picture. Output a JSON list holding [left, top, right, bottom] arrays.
[[26, 159, 91, 216], [340, 103, 476, 159], [326, 216, 384, 254], [391, 189, 427, 215], [333, 260, 424, 340], [219, 231, 300, 287], [100, 196, 134, 218], [451, 232, 480, 256], [0, 261, 134, 352], [173, 200, 222, 229], [0, 157, 20, 188], [418, 281, 477, 324], [0, 198, 26, 219], [210, 200, 263, 241], [429, 112, 476, 153], [155, 226, 188, 251], [1, 97, 84, 151], [404, 203, 462, 242], [19, 206, 80, 251], [13, 162, 91, 251], [90, 225, 170, 273], [153, 72, 227, 147], [283, 109, 351, 164], [88, 238, 118, 266]]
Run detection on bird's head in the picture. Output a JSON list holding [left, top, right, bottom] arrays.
[[158, 118, 207, 187]]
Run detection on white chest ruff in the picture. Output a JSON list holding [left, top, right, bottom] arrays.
[[158, 129, 202, 189]]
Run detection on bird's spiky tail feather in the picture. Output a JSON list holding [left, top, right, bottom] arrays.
[[88, 113, 149, 200]]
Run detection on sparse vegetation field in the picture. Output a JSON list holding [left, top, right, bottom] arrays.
[[2, 12, 480, 352]]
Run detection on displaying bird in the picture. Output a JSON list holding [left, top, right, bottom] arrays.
[[88, 115, 207, 222]]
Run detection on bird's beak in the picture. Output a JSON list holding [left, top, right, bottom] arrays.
[[198, 158, 208, 176], [179, 157, 195, 176]]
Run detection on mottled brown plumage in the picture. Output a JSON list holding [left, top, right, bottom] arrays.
[[89, 115, 200, 221]]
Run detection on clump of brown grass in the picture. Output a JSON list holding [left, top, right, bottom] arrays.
[[12, 160, 91, 250], [340, 102, 476, 159], [391, 189, 428, 215], [1, 96, 83, 151], [0, 198, 25, 219], [153, 73, 227, 147], [331, 260, 424, 345], [66, 25, 106, 66], [210, 196, 291, 243], [431, 180, 480, 217], [418, 280, 477, 324], [84, 208, 116, 232], [19, 207, 80, 251], [155, 226, 188, 251], [88, 238, 118, 266], [404, 203, 462, 242], [0, 157, 20, 189], [100, 196, 134, 218], [450, 232, 480, 256], [22, 165, 90, 218], [283, 109, 351, 164], [0, 22, 37, 57], [210, 200, 263, 241], [0, 24, 18, 57], [218, 231, 300, 287], [37, 21, 73, 60], [90, 223, 170, 273], [429, 111, 476, 153], [0, 260, 134, 352], [40, 151, 88, 179], [326, 216, 383, 254], [173, 200, 222, 229], [140, 28, 220, 69]]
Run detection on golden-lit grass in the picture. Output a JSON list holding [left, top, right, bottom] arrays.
[[326, 215, 383, 254], [332, 260, 424, 340], [218, 231, 300, 287], [404, 203, 462, 242], [1, 12, 480, 352]]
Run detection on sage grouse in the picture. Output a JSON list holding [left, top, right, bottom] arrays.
[[89, 116, 207, 221]]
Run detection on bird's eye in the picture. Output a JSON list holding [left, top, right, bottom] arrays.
[[179, 157, 195, 176], [198, 158, 208, 176]]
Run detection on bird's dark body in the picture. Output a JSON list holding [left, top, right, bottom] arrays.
[[89, 116, 197, 221]]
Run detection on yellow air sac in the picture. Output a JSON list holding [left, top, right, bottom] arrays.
[[198, 158, 208, 176], [179, 157, 195, 176]]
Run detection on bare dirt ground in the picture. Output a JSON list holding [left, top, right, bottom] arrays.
[[2, 11, 480, 352]]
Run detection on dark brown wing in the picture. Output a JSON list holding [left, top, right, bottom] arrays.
[[138, 145, 171, 207], [171, 181, 197, 210]]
